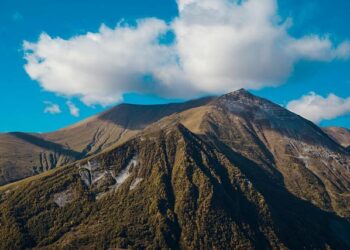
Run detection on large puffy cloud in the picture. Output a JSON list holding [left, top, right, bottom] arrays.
[[24, 0, 350, 106], [173, 0, 349, 93], [24, 19, 189, 105], [287, 92, 350, 123]]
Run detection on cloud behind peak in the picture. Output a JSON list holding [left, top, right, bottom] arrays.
[[24, 0, 349, 106], [287, 92, 350, 123]]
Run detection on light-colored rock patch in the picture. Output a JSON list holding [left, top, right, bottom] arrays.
[[54, 189, 74, 207], [114, 157, 138, 188], [130, 178, 143, 190]]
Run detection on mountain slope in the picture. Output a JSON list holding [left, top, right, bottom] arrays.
[[1, 89, 350, 249], [204, 90, 350, 217], [44, 96, 214, 154], [0, 132, 81, 185], [0, 97, 213, 185], [144, 89, 350, 217], [323, 127, 350, 148], [1, 124, 349, 249]]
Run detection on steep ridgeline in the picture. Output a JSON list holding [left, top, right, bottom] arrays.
[[204, 90, 350, 218], [0, 97, 213, 185], [0, 89, 350, 249], [146, 89, 350, 216]]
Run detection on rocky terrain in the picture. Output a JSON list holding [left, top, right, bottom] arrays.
[[0, 89, 349, 249]]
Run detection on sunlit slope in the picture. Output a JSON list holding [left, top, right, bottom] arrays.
[[0, 97, 213, 185]]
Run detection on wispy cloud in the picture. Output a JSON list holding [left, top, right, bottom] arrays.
[[44, 101, 61, 115], [287, 92, 350, 123], [23, 0, 350, 106], [66, 101, 80, 117]]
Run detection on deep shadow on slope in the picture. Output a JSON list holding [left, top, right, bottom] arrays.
[[177, 126, 276, 248], [214, 90, 347, 154], [9, 132, 83, 158], [97, 96, 215, 130], [209, 136, 350, 249]]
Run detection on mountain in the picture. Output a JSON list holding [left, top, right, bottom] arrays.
[[0, 132, 81, 185], [1, 89, 350, 249], [323, 127, 350, 148], [0, 97, 213, 185]]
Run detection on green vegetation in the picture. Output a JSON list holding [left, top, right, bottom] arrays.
[[1, 91, 350, 249], [1, 125, 349, 249]]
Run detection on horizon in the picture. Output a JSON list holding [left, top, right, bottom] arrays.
[[1, 0, 350, 132]]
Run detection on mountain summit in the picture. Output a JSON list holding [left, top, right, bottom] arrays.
[[1, 90, 350, 249]]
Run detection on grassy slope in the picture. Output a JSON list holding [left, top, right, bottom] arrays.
[[0, 97, 214, 186], [1, 125, 350, 249]]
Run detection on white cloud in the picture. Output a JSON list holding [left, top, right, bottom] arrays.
[[287, 92, 350, 123], [44, 101, 61, 115], [23, 0, 350, 106], [66, 101, 80, 117], [288, 35, 350, 61], [173, 0, 350, 93], [24, 19, 189, 106]]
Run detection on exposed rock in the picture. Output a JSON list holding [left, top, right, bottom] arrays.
[[53, 188, 74, 207], [130, 178, 143, 191]]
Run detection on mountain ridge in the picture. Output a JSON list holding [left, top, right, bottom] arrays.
[[1, 89, 349, 186], [0, 96, 215, 185], [1, 89, 350, 249], [1, 120, 350, 249]]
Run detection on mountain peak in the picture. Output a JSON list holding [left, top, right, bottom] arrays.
[[232, 88, 249, 94], [224, 88, 251, 97], [217, 88, 260, 104], [2, 86, 350, 249], [215, 88, 268, 109]]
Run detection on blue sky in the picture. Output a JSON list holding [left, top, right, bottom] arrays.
[[0, 0, 349, 132]]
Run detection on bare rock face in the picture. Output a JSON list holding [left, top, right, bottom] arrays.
[[53, 188, 75, 207], [0, 90, 350, 249]]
